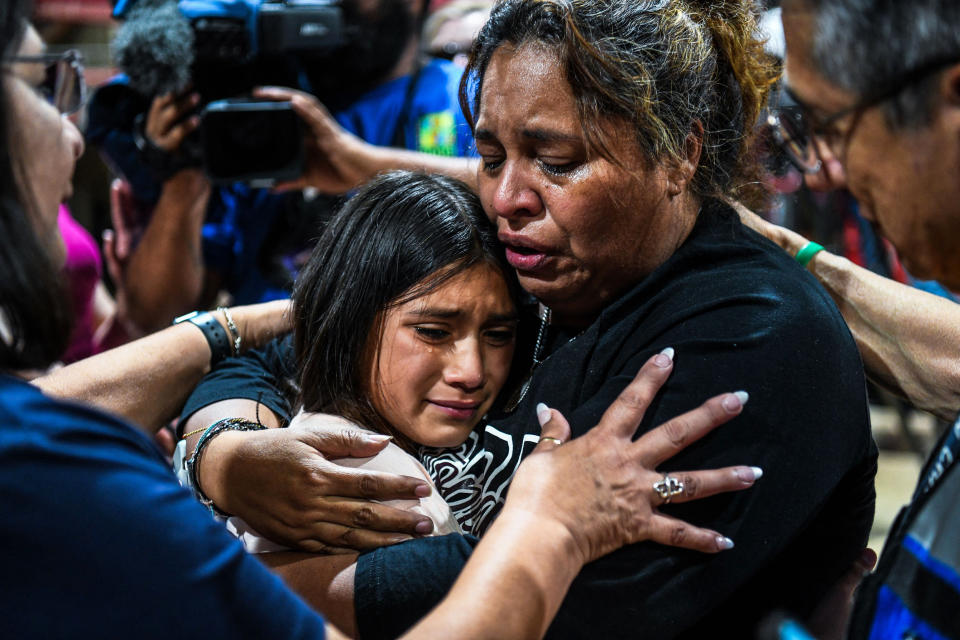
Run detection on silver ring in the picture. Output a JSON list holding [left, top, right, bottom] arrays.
[[539, 436, 564, 446], [653, 475, 685, 504]]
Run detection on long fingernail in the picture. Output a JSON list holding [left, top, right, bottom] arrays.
[[388, 535, 413, 545], [536, 402, 551, 427], [736, 466, 763, 483], [722, 390, 749, 412], [415, 520, 433, 534], [654, 347, 675, 368], [716, 536, 735, 550], [414, 483, 431, 498], [364, 434, 392, 444]]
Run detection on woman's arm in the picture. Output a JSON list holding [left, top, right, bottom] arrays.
[[737, 205, 960, 420], [32, 300, 291, 433]]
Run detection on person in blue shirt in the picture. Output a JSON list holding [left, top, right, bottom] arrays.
[[744, 0, 960, 636]]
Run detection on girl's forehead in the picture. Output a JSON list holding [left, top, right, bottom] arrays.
[[394, 264, 515, 315]]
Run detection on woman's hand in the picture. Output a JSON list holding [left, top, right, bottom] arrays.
[[197, 413, 435, 554], [404, 350, 761, 639], [732, 201, 808, 257], [504, 349, 760, 567]]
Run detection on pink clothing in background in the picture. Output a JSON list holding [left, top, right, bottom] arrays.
[[59, 205, 102, 363]]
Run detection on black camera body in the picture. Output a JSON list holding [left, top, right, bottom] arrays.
[[201, 99, 304, 187], [113, 0, 345, 184]]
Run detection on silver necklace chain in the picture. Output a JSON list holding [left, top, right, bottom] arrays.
[[531, 304, 551, 366], [504, 304, 554, 412]]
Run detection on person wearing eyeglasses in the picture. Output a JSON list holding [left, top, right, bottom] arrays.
[[742, 5, 960, 427], [4, 26, 84, 265], [737, 0, 960, 638], [3, 29, 141, 371]]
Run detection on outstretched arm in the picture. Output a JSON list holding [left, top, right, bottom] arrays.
[[176, 341, 440, 555], [737, 204, 960, 420], [32, 300, 291, 434]]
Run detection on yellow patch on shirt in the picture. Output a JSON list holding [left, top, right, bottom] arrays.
[[418, 112, 457, 156]]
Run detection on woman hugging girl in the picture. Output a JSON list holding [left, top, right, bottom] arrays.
[[203, 170, 522, 551]]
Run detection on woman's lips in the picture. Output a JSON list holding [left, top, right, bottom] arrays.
[[504, 245, 548, 271], [499, 232, 551, 272], [428, 400, 482, 420]]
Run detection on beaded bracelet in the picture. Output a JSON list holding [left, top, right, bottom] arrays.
[[186, 417, 266, 515]]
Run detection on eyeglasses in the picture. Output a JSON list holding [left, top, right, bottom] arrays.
[[767, 55, 960, 174], [766, 105, 822, 174], [5, 49, 87, 116]]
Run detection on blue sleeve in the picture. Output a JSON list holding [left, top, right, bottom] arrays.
[[0, 380, 325, 639], [354, 534, 477, 640]]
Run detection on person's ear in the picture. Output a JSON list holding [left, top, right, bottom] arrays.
[[667, 121, 703, 197]]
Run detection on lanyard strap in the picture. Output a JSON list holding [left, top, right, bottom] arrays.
[[914, 412, 960, 501]]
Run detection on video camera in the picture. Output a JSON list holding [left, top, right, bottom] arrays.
[[112, 0, 346, 186]]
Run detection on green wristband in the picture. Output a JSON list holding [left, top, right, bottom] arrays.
[[795, 241, 825, 267]]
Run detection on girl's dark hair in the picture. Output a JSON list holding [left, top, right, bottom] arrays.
[[0, 0, 73, 371], [460, 0, 780, 209], [292, 170, 518, 451]]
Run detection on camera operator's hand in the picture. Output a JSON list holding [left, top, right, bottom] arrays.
[[145, 91, 201, 153], [255, 86, 481, 193], [255, 86, 379, 194]]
